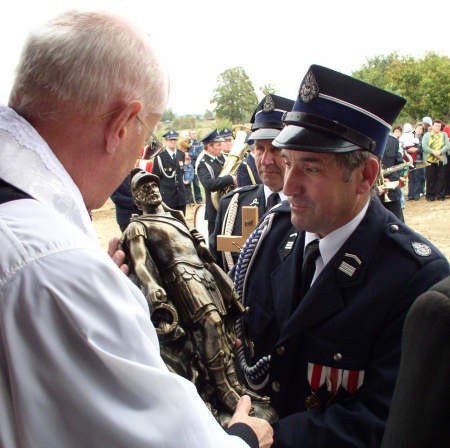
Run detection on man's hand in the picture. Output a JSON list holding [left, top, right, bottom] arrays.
[[107, 237, 129, 274], [229, 396, 273, 448]]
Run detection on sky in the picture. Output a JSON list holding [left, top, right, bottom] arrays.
[[1, 0, 449, 116]]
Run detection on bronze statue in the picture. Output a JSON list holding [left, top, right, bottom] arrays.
[[120, 169, 276, 425]]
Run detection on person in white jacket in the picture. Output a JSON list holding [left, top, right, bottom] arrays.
[[0, 10, 272, 448]]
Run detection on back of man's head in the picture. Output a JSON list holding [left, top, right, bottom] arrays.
[[9, 10, 168, 120]]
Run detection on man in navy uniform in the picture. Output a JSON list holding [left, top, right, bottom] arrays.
[[220, 127, 234, 155], [233, 65, 450, 447], [197, 129, 236, 236], [237, 134, 261, 187], [188, 129, 204, 204], [152, 130, 187, 214], [210, 95, 294, 272], [377, 134, 405, 222]]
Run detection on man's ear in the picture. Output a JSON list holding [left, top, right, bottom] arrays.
[[104, 101, 142, 154], [358, 156, 380, 193]]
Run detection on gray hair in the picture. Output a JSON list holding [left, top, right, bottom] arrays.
[[9, 10, 168, 119], [334, 150, 372, 182]]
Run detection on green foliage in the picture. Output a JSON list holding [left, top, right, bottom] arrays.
[[174, 115, 196, 130], [161, 109, 175, 122], [260, 83, 277, 96], [211, 66, 258, 124], [216, 118, 233, 132], [203, 109, 215, 120], [352, 52, 450, 122]]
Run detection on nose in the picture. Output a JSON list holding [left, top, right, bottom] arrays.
[[261, 149, 274, 165], [283, 165, 299, 196]]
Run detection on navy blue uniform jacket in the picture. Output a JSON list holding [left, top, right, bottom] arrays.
[[196, 154, 234, 234], [210, 184, 266, 269], [152, 149, 185, 209], [240, 197, 449, 447]]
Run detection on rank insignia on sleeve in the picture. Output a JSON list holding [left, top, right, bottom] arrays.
[[411, 241, 432, 257]]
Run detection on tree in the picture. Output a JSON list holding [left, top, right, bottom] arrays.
[[161, 109, 175, 122], [352, 52, 450, 122], [260, 83, 277, 96], [211, 67, 258, 123]]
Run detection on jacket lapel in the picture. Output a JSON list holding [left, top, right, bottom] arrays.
[[276, 198, 386, 344]]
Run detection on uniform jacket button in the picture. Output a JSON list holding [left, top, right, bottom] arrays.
[[276, 345, 286, 356], [389, 224, 399, 233], [333, 352, 343, 361], [271, 380, 281, 392]]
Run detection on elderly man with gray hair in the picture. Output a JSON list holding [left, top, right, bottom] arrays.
[[0, 10, 272, 448]]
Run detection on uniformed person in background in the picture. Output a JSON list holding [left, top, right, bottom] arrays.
[[210, 94, 294, 272], [377, 133, 405, 222], [220, 127, 234, 156], [197, 129, 236, 236], [236, 134, 262, 187], [233, 65, 450, 447], [152, 130, 187, 214]]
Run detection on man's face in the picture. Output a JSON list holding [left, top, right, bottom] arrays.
[[222, 138, 233, 153], [207, 142, 222, 157], [254, 139, 285, 192], [189, 130, 197, 140], [281, 149, 370, 237], [165, 138, 177, 150]]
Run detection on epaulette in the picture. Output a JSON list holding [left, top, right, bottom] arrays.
[[222, 184, 259, 199], [384, 222, 446, 266]]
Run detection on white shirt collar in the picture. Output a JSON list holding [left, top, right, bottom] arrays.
[[305, 198, 370, 282], [263, 184, 286, 203]]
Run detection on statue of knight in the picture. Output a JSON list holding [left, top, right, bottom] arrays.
[[120, 168, 276, 425]]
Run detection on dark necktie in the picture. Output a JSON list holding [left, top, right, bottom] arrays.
[[266, 192, 280, 210], [299, 240, 320, 299]]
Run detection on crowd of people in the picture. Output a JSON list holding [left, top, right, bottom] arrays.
[[1, 8, 449, 448], [111, 113, 450, 234]]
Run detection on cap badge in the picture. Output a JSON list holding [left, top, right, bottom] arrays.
[[263, 94, 275, 112], [299, 70, 319, 103], [411, 241, 432, 257]]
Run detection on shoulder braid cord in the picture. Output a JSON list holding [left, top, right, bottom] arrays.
[[244, 161, 257, 185], [233, 212, 275, 390], [221, 192, 240, 271], [156, 155, 176, 179]]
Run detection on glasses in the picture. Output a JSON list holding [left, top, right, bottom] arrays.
[[135, 114, 153, 140], [97, 108, 157, 145]]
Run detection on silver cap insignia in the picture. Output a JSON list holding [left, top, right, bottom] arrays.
[[299, 70, 319, 103]]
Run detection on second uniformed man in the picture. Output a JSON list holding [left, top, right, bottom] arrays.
[[152, 130, 187, 214]]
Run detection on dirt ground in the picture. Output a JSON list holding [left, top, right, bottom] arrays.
[[92, 196, 450, 261]]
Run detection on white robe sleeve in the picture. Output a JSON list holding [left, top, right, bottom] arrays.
[[0, 248, 249, 448]]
